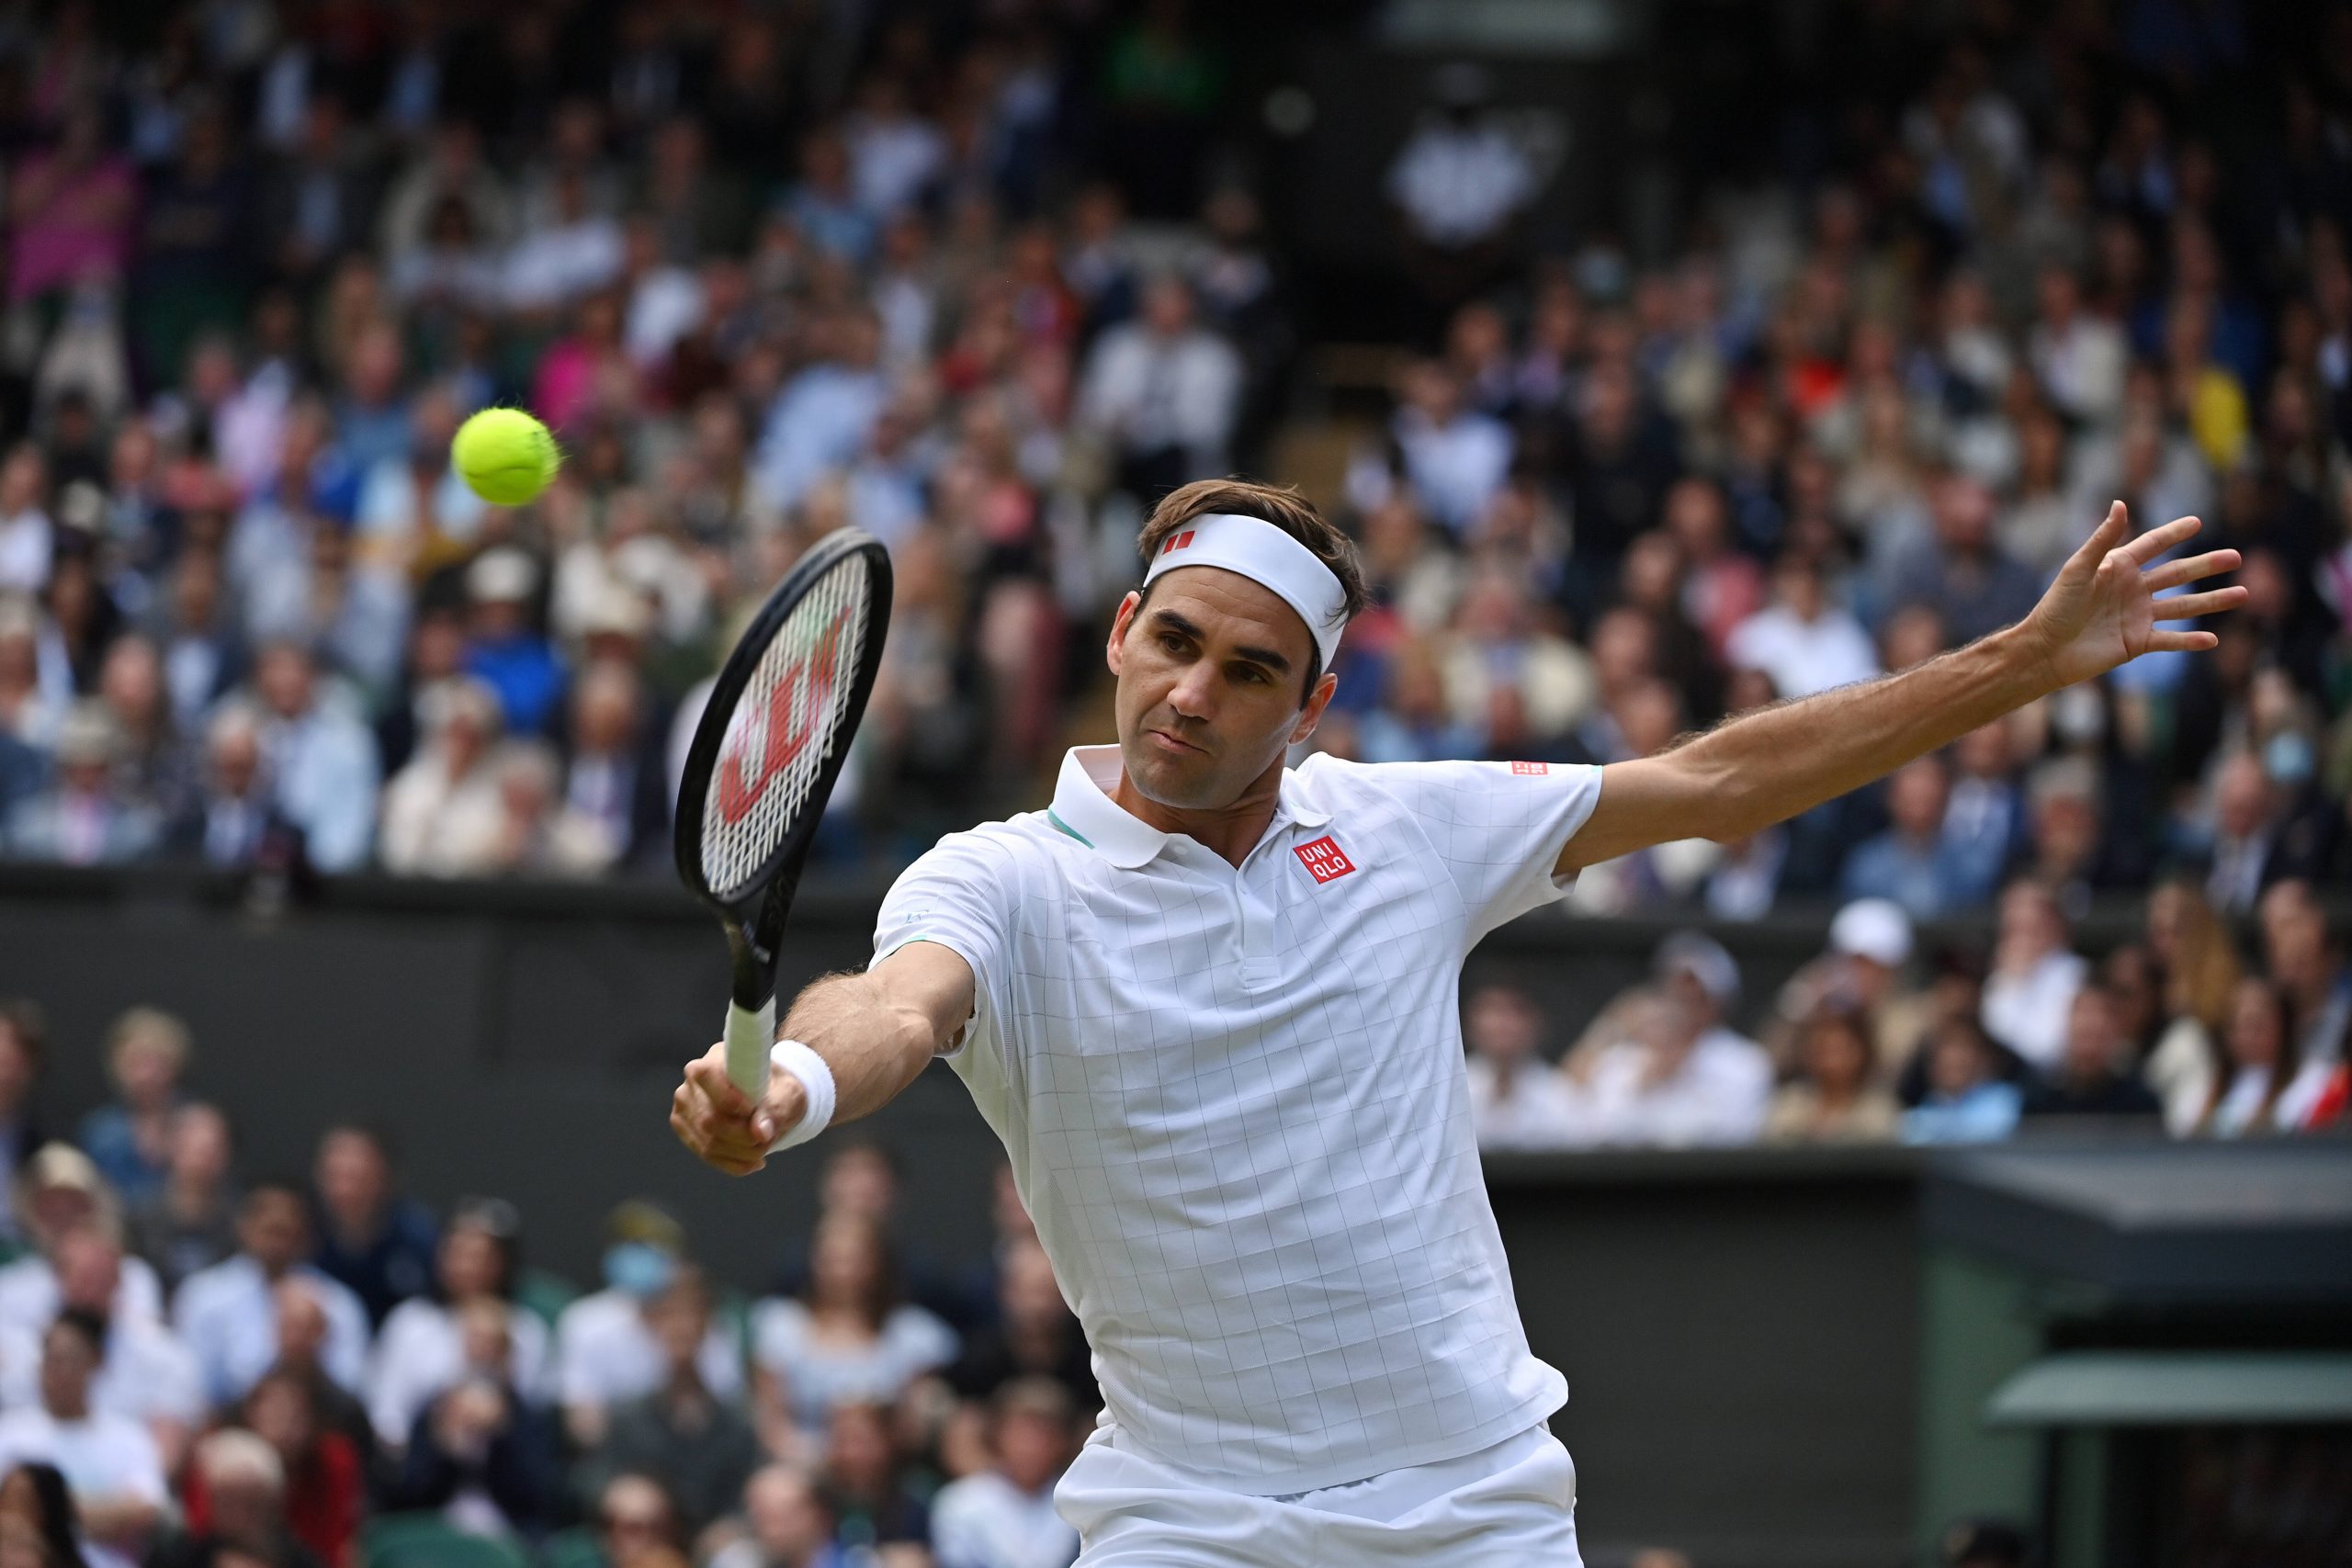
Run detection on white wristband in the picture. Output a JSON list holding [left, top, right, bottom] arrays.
[[766, 1039, 837, 1153]]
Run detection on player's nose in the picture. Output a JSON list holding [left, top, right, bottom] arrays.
[[1167, 660, 1217, 718]]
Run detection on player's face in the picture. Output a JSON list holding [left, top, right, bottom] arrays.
[[1108, 568, 1335, 811]]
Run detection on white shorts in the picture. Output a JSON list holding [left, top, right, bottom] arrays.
[[1055, 1424, 1582, 1566]]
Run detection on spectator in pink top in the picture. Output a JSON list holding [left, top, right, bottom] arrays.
[[8, 105, 138, 306]]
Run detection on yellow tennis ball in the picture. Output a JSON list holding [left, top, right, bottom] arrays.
[[451, 408, 561, 506]]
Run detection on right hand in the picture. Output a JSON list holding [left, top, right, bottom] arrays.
[[669, 1041, 808, 1176]]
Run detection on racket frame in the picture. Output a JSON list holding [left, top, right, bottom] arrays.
[[673, 528, 893, 1096]]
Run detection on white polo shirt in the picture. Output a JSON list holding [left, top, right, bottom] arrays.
[[874, 745, 1602, 1494]]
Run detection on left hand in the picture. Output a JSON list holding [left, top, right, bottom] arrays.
[[2023, 502, 2249, 689]]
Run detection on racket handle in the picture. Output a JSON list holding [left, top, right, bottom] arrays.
[[723, 997, 778, 1099]]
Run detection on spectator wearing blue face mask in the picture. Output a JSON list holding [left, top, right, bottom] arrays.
[[552, 1201, 745, 1451]]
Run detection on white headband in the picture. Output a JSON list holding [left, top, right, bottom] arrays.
[[1141, 513, 1350, 670]]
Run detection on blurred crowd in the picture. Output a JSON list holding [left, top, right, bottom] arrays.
[[1331, 2, 2352, 917], [1467, 879, 2349, 1152], [0, 996, 1085, 1568], [0, 0, 1279, 878], [0, 0, 2341, 905]]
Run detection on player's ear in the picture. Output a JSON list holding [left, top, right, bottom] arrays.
[[1288, 671, 1339, 746], [1106, 591, 1141, 677]]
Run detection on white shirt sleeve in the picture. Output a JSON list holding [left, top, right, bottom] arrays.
[[872, 829, 1021, 1060], [1348, 759, 1605, 944]]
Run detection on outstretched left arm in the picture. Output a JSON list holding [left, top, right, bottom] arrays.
[[1560, 502, 2246, 876]]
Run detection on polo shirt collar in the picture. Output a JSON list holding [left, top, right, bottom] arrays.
[[1049, 747, 1166, 868], [1048, 745, 1333, 868]]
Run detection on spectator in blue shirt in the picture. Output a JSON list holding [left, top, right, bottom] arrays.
[[782, 128, 877, 265], [1904, 1017, 2024, 1145], [1883, 473, 2041, 647], [1841, 757, 1977, 919], [460, 549, 566, 739], [248, 640, 380, 874], [76, 1008, 189, 1206]]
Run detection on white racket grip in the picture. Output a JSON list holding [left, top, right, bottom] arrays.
[[723, 998, 777, 1099]]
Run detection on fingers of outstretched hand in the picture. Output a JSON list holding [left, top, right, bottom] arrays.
[[2150, 586, 2249, 622], [2144, 549, 2241, 592], [2146, 627, 2222, 653], [2120, 514, 2201, 565]]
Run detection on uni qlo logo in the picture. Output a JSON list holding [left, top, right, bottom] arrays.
[[1294, 835, 1357, 884], [1510, 761, 1549, 775], [1160, 529, 1196, 555]]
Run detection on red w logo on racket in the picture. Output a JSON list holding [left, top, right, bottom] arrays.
[[717, 623, 844, 825]]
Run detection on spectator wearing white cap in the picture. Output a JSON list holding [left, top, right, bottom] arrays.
[[1761, 898, 1931, 1081], [460, 548, 565, 738], [1566, 935, 1772, 1147], [1980, 879, 2088, 1072], [1461, 984, 1580, 1152], [0, 1147, 166, 1336]]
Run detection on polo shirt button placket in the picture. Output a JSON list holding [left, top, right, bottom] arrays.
[[1236, 848, 1281, 993]]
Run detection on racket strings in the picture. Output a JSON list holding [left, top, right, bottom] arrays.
[[699, 555, 870, 899]]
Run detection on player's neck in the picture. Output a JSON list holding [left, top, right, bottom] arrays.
[[1111, 758, 1284, 870]]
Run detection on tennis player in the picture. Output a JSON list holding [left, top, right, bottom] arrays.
[[672, 479, 2243, 1564]]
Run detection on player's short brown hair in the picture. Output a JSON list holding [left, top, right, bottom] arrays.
[[1132, 479, 1367, 694]]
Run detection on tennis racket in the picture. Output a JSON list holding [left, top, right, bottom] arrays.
[[674, 529, 893, 1097]]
